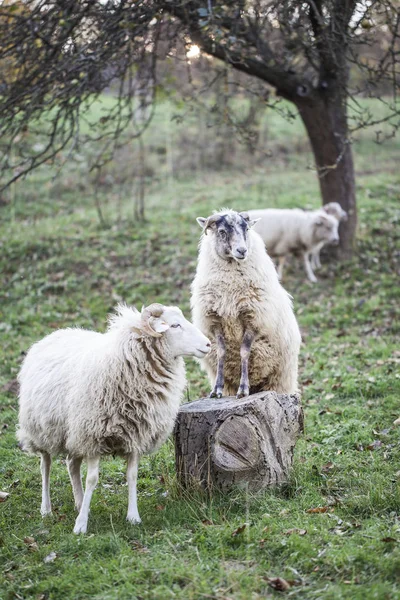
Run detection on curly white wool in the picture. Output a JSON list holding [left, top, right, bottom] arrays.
[[17, 303, 210, 533], [191, 209, 301, 396]]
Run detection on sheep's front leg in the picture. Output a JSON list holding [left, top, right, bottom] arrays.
[[67, 456, 84, 512], [126, 451, 141, 524], [40, 452, 52, 517], [304, 252, 318, 283], [210, 330, 226, 399], [73, 456, 100, 534], [237, 330, 255, 398]]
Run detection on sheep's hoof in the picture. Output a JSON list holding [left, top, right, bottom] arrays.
[[210, 388, 223, 399], [127, 515, 142, 525], [40, 506, 52, 517], [236, 386, 249, 399], [73, 520, 88, 535]]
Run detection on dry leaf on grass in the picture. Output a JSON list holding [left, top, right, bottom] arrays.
[[267, 577, 291, 591], [23, 536, 35, 545], [381, 537, 397, 543], [266, 577, 294, 591], [231, 524, 247, 537], [0, 491, 9, 501], [131, 541, 149, 553], [366, 440, 382, 451], [306, 506, 331, 514], [284, 528, 307, 536]]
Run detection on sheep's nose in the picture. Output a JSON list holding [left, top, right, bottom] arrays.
[[206, 341, 211, 348], [236, 247, 247, 257]]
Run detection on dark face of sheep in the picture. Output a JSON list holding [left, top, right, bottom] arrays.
[[197, 211, 257, 262], [312, 214, 340, 245]]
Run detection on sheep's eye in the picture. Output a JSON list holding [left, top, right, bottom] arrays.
[[219, 230, 227, 239], [171, 323, 181, 328]]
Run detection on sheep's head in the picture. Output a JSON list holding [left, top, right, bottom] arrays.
[[312, 213, 340, 246], [196, 209, 259, 263], [323, 202, 348, 222], [134, 303, 211, 358]]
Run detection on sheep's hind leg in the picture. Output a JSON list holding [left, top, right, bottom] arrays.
[[237, 330, 255, 398], [40, 452, 52, 517], [126, 451, 141, 524], [67, 456, 84, 512], [277, 256, 286, 280], [311, 251, 321, 270], [73, 456, 100, 534], [210, 331, 225, 399]]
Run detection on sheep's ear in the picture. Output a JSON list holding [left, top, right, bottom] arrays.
[[196, 217, 207, 229], [239, 211, 250, 221], [248, 218, 260, 228], [150, 317, 169, 334]]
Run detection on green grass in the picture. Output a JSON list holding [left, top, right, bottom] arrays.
[[0, 99, 400, 600]]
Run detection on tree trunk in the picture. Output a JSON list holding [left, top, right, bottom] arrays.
[[174, 392, 303, 492], [296, 93, 357, 259]]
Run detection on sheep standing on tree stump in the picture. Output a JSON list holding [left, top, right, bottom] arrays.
[[174, 392, 303, 491], [184, 209, 303, 491]]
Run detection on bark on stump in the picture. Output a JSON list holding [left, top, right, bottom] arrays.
[[174, 392, 303, 492]]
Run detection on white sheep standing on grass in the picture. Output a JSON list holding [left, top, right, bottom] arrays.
[[191, 209, 301, 398], [17, 303, 210, 534], [247, 207, 340, 283]]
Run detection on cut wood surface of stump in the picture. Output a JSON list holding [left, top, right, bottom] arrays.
[[174, 392, 303, 492]]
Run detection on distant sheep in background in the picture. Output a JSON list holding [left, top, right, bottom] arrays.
[[247, 208, 340, 283], [191, 209, 301, 398], [311, 202, 348, 270], [17, 303, 210, 534]]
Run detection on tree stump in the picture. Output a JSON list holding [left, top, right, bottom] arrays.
[[174, 392, 303, 492]]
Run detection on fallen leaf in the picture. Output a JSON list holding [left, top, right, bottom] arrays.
[[393, 417, 400, 426], [231, 524, 247, 537], [321, 462, 335, 473], [284, 528, 307, 536], [279, 509, 289, 516], [43, 551, 57, 563], [325, 393, 335, 400], [381, 537, 397, 543], [23, 536, 35, 545], [202, 519, 213, 526], [28, 542, 39, 552], [131, 541, 149, 553], [306, 506, 331, 514], [0, 491, 9, 501], [155, 505, 165, 511], [366, 440, 382, 451], [267, 577, 291, 591]]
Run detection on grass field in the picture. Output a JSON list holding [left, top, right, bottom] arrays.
[[0, 98, 400, 599]]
